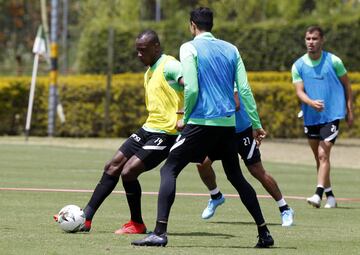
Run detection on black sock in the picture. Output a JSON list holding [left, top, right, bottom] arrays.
[[83, 205, 95, 221], [211, 191, 223, 200], [325, 190, 335, 198], [123, 179, 143, 224], [315, 186, 324, 199], [257, 224, 270, 237], [84, 172, 119, 220], [279, 204, 290, 213], [154, 221, 167, 235]]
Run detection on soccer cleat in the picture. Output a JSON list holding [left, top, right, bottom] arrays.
[[201, 195, 225, 219], [131, 232, 168, 247], [324, 196, 337, 208], [114, 220, 147, 235], [78, 219, 92, 232], [255, 231, 274, 248], [53, 214, 59, 222], [306, 194, 321, 208], [281, 208, 294, 227]]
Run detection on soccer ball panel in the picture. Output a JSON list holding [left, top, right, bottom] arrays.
[[57, 205, 85, 233]]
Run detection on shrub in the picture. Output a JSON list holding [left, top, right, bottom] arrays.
[[0, 73, 359, 138]]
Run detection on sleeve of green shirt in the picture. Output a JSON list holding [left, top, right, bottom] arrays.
[[180, 42, 199, 124], [235, 50, 262, 129], [163, 59, 184, 92], [331, 54, 347, 77], [291, 64, 302, 83]]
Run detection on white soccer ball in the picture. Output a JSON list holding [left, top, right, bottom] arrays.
[[57, 205, 85, 233]]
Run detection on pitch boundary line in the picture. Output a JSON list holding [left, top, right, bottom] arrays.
[[1, 187, 360, 202]]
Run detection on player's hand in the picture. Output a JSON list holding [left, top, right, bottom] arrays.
[[176, 119, 185, 131], [253, 128, 267, 147], [311, 99, 324, 112]]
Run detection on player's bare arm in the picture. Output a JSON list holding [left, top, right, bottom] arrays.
[[339, 74, 354, 126], [294, 81, 324, 112]]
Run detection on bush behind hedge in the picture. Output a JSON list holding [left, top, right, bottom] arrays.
[[77, 14, 360, 73], [0, 73, 359, 138]]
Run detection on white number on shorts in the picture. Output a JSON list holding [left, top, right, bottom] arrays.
[[154, 138, 163, 146], [243, 137, 251, 146]]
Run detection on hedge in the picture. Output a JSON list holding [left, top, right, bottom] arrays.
[[0, 73, 359, 138]]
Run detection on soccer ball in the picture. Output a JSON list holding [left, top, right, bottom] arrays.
[[56, 205, 85, 233]]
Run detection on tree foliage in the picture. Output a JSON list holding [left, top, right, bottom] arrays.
[[1, 0, 360, 75]]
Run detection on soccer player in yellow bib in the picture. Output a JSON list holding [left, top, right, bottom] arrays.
[[79, 30, 184, 234]]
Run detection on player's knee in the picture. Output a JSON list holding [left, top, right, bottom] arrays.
[[104, 161, 123, 176], [104, 161, 111, 171], [196, 163, 205, 172], [120, 166, 141, 181], [318, 152, 329, 162]]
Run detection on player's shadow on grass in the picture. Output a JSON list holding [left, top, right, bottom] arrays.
[[170, 231, 235, 238], [172, 244, 297, 250], [335, 206, 360, 209], [169, 231, 297, 250], [209, 221, 279, 226]]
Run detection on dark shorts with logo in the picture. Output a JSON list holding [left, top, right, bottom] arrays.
[[119, 128, 177, 170], [169, 124, 238, 164], [304, 119, 340, 144], [236, 126, 261, 166]]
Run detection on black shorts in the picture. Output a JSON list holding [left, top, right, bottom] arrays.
[[119, 128, 177, 170], [236, 126, 261, 166], [304, 119, 340, 144], [169, 124, 238, 163]]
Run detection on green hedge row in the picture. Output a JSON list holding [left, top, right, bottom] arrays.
[[1, 73, 359, 138], [0, 75, 146, 137], [78, 15, 360, 73]]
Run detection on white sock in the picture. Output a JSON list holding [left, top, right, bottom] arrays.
[[209, 187, 220, 195], [276, 198, 287, 207], [324, 187, 332, 192]]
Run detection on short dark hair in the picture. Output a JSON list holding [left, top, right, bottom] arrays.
[[306, 26, 324, 38], [137, 29, 160, 45], [190, 7, 213, 32]]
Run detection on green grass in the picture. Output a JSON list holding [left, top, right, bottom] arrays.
[[0, 140, 359, 255]]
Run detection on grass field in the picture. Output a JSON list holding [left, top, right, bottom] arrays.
[[0, 137, 359, 255]]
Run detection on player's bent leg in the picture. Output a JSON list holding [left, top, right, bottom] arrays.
[[318, 141, 336, 208], [317, 141, 332, 188], [222, 154, 273, 248], [116, 156, 147, 234], [156, 153, 189, 225], [197, 158, 225, 219], [247, 162, 294, 226], [306, 139, 324, 207], [197, 158, 217, 191], [81, 151, 128, 231], [307, 139, 320, 171], [247, 162, 282, 201], [133, 154, 189, 247]]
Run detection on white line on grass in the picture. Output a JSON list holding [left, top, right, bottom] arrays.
[[1, 187, 360, 202]]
